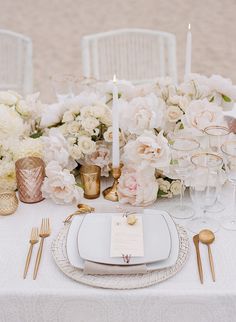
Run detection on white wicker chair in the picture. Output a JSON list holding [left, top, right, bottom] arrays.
[[81, 28, 177, 83], [0, 29, 33, 95]]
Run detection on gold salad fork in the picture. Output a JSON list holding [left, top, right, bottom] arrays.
[[23, 227, 39, 279], [33, 218, 51, 280]]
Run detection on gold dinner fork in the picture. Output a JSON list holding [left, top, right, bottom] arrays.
[[23, 227, 39, 279], [33, 218, 51, 280]]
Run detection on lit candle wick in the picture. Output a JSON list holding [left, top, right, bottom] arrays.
[[188, 23, 191, 30]]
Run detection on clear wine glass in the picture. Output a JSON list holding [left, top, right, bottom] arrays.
[[169, 137, 200, 219], [204, 125, 230, 154], [221, 141, 236, 230], [204, 125, 230, 212], [51, 74, 77, 102], [187, 152, 223, 233]]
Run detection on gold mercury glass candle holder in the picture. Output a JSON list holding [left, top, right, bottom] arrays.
[[0, 191, 19, 216], [15, 157, 45, 203], [80, 165, 101, 199], [103, 166, 122, 202]]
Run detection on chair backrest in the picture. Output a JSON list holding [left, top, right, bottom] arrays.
[[0, 29, 33, 96], [81, 28, 177, 83]]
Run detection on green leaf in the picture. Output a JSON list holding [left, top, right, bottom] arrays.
[[179, 123, 184, 130], [30, 131, 43, 139], [157, 190, 168, 197], [222, 94, 231, 102], [118, 93, 122, 99], [170, 159, 178, 165]]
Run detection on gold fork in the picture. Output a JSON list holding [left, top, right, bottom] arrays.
[[23, 227, 39, 279], [33, 218, 51, 280]]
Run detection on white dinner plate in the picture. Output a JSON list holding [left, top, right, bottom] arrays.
[[66, 209, 179, 271], [78, 213, 171, 265]]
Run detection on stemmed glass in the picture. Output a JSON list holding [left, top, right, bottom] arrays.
[[204, 125, 230, 154], [169, 137, 200, 219], [187, 153, 223, 233], [204, 125, 230, 212], [221, 141, 236, 230], [51, 74, 77, 102]]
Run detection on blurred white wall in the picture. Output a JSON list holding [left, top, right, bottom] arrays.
[[0, 0, 236, 101]]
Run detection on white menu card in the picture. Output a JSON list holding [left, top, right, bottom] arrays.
[[110, 215, 144, 257]]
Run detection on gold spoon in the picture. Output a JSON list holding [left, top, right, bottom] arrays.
[[199, 229, 216, 282]]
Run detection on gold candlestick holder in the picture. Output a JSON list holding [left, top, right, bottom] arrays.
[[103, 166, 122, 202]]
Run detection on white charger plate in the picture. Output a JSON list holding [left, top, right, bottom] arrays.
[[78, 213, 171, 265], [66, 209, 179, 271]]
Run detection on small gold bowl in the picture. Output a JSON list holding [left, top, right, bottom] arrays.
[[0, 191, 19, 216]]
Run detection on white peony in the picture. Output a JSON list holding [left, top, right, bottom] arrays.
[[166, 106, 183, 123], [122, 130, 170, 169], [41, 161, 83, 204], [209, 74, 236, 101], [77, 136, 96, 155], [120, 94, 165, 135], [40, 103, 65, 128], [118, 166, 158, 206], [12, 138, 43, 161], [42, 128, 77, 170], [0, 91, 18, 106], [183, 99, 224, 134], [0, 104, 26, 140]]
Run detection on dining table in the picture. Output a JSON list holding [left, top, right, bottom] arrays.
[[0, 180, 236, 322]]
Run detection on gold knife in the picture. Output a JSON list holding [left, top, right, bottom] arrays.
[[193, 234, 204, 284]]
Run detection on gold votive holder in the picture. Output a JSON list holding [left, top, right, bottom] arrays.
[[0, 191, 19, 216], [15, 157, 45, 204], [80, 165, 101, 199], [103, 166, 122, 202]]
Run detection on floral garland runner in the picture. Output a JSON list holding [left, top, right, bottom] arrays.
[[0, 74, 235, 206]]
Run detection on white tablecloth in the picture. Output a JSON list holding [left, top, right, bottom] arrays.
[[0, 183, 236, 322]]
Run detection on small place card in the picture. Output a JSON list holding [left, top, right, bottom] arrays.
[[110, 215, 144, 258]]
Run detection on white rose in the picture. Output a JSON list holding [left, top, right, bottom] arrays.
[[118, 166, 158, 206], [183, 99, 224, 134], [62, 111, 75, 123], [81, 116, 99, 132], [122, 130, 170, 169], [42, 161, 83, 204], [170, 180, 182, 196], [103, 127, 113, 142], [120, 94, 165, 135], [66, 121, 81, 135], [0, 91, 18, 106], [166, 106, 183, 123], [69, 144, 82, 160], [0, 160, 16, 192], [209, 74, 236, 101], [157, 178, 171, 192], [77, 136, 96, 155]]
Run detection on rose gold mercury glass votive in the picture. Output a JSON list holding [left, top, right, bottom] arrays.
[[15, 157, 45, 203], [0, 191, 19, 216], [80, 165, 101, 199]]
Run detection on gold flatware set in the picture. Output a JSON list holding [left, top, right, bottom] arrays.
[[23, 218, 51, 280], [193, 229, 216, 284]]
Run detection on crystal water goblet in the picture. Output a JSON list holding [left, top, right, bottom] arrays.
[[51, 74, 76, 102], [221, 140, 236, 230], [169, 137, 200, 219], [187, 152, 223, 233]]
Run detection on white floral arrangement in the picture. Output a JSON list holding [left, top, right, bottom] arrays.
[[0, 73, 235, 206]]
